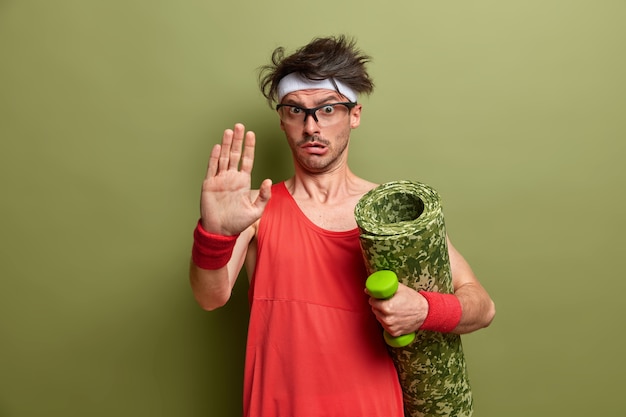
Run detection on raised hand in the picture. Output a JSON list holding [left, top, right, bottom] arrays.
[[200, 123, 272, 236]]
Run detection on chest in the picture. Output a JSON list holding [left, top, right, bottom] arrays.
[[296, 200, 359, 232]]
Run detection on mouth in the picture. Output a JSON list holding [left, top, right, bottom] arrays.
[[302, 141, 326, 148], [301, 141, 328, 155], [298, 135, 329, 154]]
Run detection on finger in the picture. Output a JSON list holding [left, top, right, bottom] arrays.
[[229, 123, 245, 170], [371, 298, 392, 316], [252, 178, 273, 211], [258, 179, 273, 199], [368, 295, 386, 307], [240, 130, 256, 174], [368, 299, 385, 317], [370, 307, 387, 327], [207, 144, 221, 178], [219, 128, 234, 172]]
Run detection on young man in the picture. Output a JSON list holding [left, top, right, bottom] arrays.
[[190, 35, 495, 417]]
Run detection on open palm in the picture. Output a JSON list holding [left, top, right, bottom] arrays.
[[200, 123, 271, 236]]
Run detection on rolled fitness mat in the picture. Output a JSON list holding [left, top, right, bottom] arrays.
[[355, 180, 473, 417]]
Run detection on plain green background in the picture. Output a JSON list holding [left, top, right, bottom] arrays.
[[1, 1, 625, 416]]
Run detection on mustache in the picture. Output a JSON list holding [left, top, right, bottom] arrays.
[[297, 135, 330, 146]]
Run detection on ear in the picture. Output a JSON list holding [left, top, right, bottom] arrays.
[[350, 104, 362, 129]]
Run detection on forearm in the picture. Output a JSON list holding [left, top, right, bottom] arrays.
[[452, 282, 495, 334], [189, 262, 234, 311], [189, 225, 254, 311], [447, 237, 496, 334], [370, 281, 494, 337]]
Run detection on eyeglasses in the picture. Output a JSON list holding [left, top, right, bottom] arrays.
[[276, 102, 357, 127]]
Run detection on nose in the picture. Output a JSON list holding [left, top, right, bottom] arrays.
[[303, 112, 321, 135]]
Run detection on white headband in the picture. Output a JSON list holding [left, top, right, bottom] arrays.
[[277, 72, 358, 103]]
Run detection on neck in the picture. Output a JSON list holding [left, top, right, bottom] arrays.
[[286, 167, 374, 205], [283, 168, 377, 232]]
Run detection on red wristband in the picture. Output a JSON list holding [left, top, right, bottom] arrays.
[[191, 220, 239, 270], [418, 291, 462, 333]]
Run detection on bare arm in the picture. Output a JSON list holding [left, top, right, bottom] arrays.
[[189, 123, 271, 311], [368, 236, 495, 336], [446, 237, 496, 334], [189, 226, 256, 311]]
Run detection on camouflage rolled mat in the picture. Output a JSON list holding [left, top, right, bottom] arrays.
[[354, 181, 473, 417]]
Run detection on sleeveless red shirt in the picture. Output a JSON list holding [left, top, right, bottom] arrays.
[[244, 182, 403, 417]]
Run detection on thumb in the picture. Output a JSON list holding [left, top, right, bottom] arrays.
[[253, 179, 272, 211]]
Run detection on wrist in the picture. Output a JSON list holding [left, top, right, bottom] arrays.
[[192, 219, 239, 270], [418, 291, 462, 333]]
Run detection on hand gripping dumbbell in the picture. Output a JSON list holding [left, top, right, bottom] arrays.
[[365, 270, 416, 348]]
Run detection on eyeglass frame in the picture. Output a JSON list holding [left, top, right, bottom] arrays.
[[275, 102, 358, 125]]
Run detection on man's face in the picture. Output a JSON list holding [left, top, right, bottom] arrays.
[[278, 89, 362, 174]]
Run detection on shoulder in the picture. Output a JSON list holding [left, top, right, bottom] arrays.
[[354, 178, 379, 198]]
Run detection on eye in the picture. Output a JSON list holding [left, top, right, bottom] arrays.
[[320, 105, 335, 115], [288, 106, 303, 115]]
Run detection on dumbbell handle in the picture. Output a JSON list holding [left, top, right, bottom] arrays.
[[365, 270, 416, 348]]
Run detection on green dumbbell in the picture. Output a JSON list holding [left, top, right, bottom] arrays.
[[365, 270, 416, 348]]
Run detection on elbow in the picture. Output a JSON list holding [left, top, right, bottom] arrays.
[[194, 289, 231, 312], [482, 298, 496, 328], [197, 298, 227, 312], [198, 300, 224, 312]]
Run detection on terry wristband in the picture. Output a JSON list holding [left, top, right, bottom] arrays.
[[418, 291, 462, 333], [192, 220, 239, 270]]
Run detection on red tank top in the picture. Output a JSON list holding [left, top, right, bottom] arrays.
[[244, 182, 403, 417]]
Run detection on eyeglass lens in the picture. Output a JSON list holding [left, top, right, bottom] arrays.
[[277, 103, 353, 127]]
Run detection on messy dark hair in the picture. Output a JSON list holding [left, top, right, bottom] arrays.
[[258, 35, 374, 107]]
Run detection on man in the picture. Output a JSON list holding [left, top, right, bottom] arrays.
[[190, 35, 495, 417]]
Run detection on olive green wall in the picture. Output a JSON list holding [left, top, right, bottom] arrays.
[[1, 1, 624, 416]]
